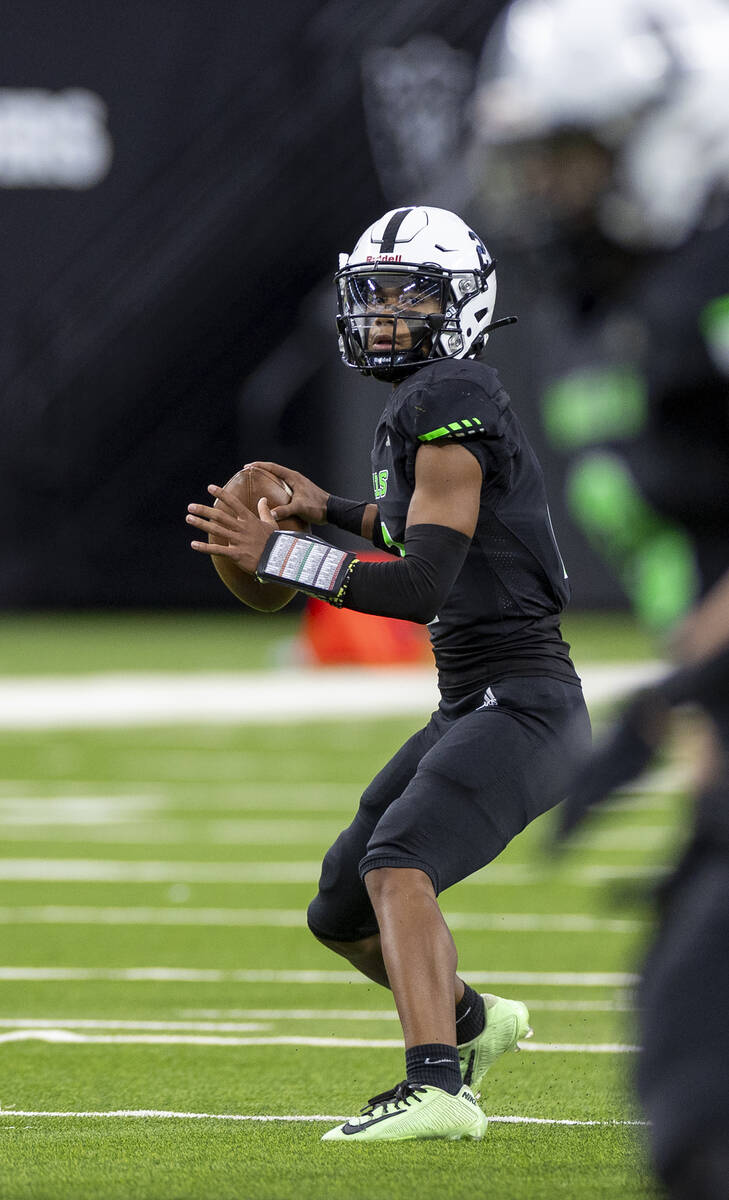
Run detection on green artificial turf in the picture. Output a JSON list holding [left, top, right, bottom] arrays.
[[0, 1118, 659, 1200], [0, 613, 680, 1197]]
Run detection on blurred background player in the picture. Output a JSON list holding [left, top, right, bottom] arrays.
[[469, 0, 729, 641], [468, 0, 729, 1190], [555, 569, 729, 1199], [186, 205, 591, 1142]]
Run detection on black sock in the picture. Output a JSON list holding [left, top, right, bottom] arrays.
[[405, 1043, 462, 1095], [455, 983, 485, 1045]]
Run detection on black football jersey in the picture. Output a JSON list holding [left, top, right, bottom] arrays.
[[370, 357, 578, 695]]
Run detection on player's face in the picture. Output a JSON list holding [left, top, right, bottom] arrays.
[[345, 272, 443, 353]]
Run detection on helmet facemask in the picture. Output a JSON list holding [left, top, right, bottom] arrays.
[[335, 262, 493, 381]]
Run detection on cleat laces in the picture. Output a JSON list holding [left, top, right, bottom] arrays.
[[360, 1080, 426, 1118]]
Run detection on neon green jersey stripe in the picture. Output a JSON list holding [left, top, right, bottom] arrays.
[[418, 416, 483, 442], [418, 426, 450, 442]]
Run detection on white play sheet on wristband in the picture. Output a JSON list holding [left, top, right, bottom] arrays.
[[262, 534, 348, 589]]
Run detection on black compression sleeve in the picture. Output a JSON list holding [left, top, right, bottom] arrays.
[[335, 523, 471, 624], [326, 495, 368, 537]]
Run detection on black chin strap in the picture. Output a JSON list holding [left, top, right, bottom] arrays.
[[482, 315, 518, 335]]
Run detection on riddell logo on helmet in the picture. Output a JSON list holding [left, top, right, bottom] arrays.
[[367, 254, 402, 263]]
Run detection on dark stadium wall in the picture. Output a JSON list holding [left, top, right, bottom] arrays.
[[0, 0, 623, 610]]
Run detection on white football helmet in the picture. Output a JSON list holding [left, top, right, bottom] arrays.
[[335, 206, 505, 380], [472, 0, 729, 249]]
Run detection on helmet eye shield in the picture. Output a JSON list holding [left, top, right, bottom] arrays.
[[343, 270, 445, 316]]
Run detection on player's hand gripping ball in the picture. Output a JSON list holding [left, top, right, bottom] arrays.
[[209, 466, 309, 612]]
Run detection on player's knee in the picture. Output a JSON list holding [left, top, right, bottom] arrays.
[[306, 894, 334, 943], [306, 894, 374, 948], [306, 897, 378, 961]]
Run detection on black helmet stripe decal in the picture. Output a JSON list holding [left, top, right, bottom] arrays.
[[379, 208, 414, 253]]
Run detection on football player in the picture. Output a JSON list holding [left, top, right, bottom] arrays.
[[470, 0, 729, 637], [470, 0, 729, 1188], [553, 569, 729, 1199], [186, 205, 591, 1142]]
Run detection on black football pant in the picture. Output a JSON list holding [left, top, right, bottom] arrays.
[[307, 674, 591, 942]]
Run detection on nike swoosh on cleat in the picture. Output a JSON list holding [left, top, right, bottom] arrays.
[[341, 1110, 408, 1135], [464, 1049, 476, 1087]]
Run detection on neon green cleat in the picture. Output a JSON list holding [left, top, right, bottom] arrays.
[[458, 993, 532, 1095], [322, 1080, 487, 1143]]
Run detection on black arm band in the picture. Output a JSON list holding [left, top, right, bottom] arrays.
[[326, 494, 368, 537], [256, 530, 358, 602], [326, 495, 400, 557], [337, 523, 471, 624]]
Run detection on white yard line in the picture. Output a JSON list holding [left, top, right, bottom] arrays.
[[487, 1115, 647, 1126], [0, 797, 165, 822], [615, 764, 693, 794], [0, 663, 664, 729], [0, 1029, 638, 1051], [0, 1108, 648, 1127], [0, 906, 312, 926], [0, 822, 344, 845], [0, 858, 667, 885], [571, 827, 677, 851], [0, 784, 354, 810], [571, 864, 666, 882], [0, 1002, 637, 1029], [0, 905, 646, 932], [0, 1031, 407, 1047], [0, 860, 322, 883], [185, 1011, 405, 1024], [0, 967, 640, 985], [0, 1019, 274, 1032]]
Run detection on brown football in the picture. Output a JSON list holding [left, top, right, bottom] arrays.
[[209, 466, 308, 612]]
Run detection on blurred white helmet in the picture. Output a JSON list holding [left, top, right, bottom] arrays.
[[473, 0, 729, 249], [335, 206, 501, 380]]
